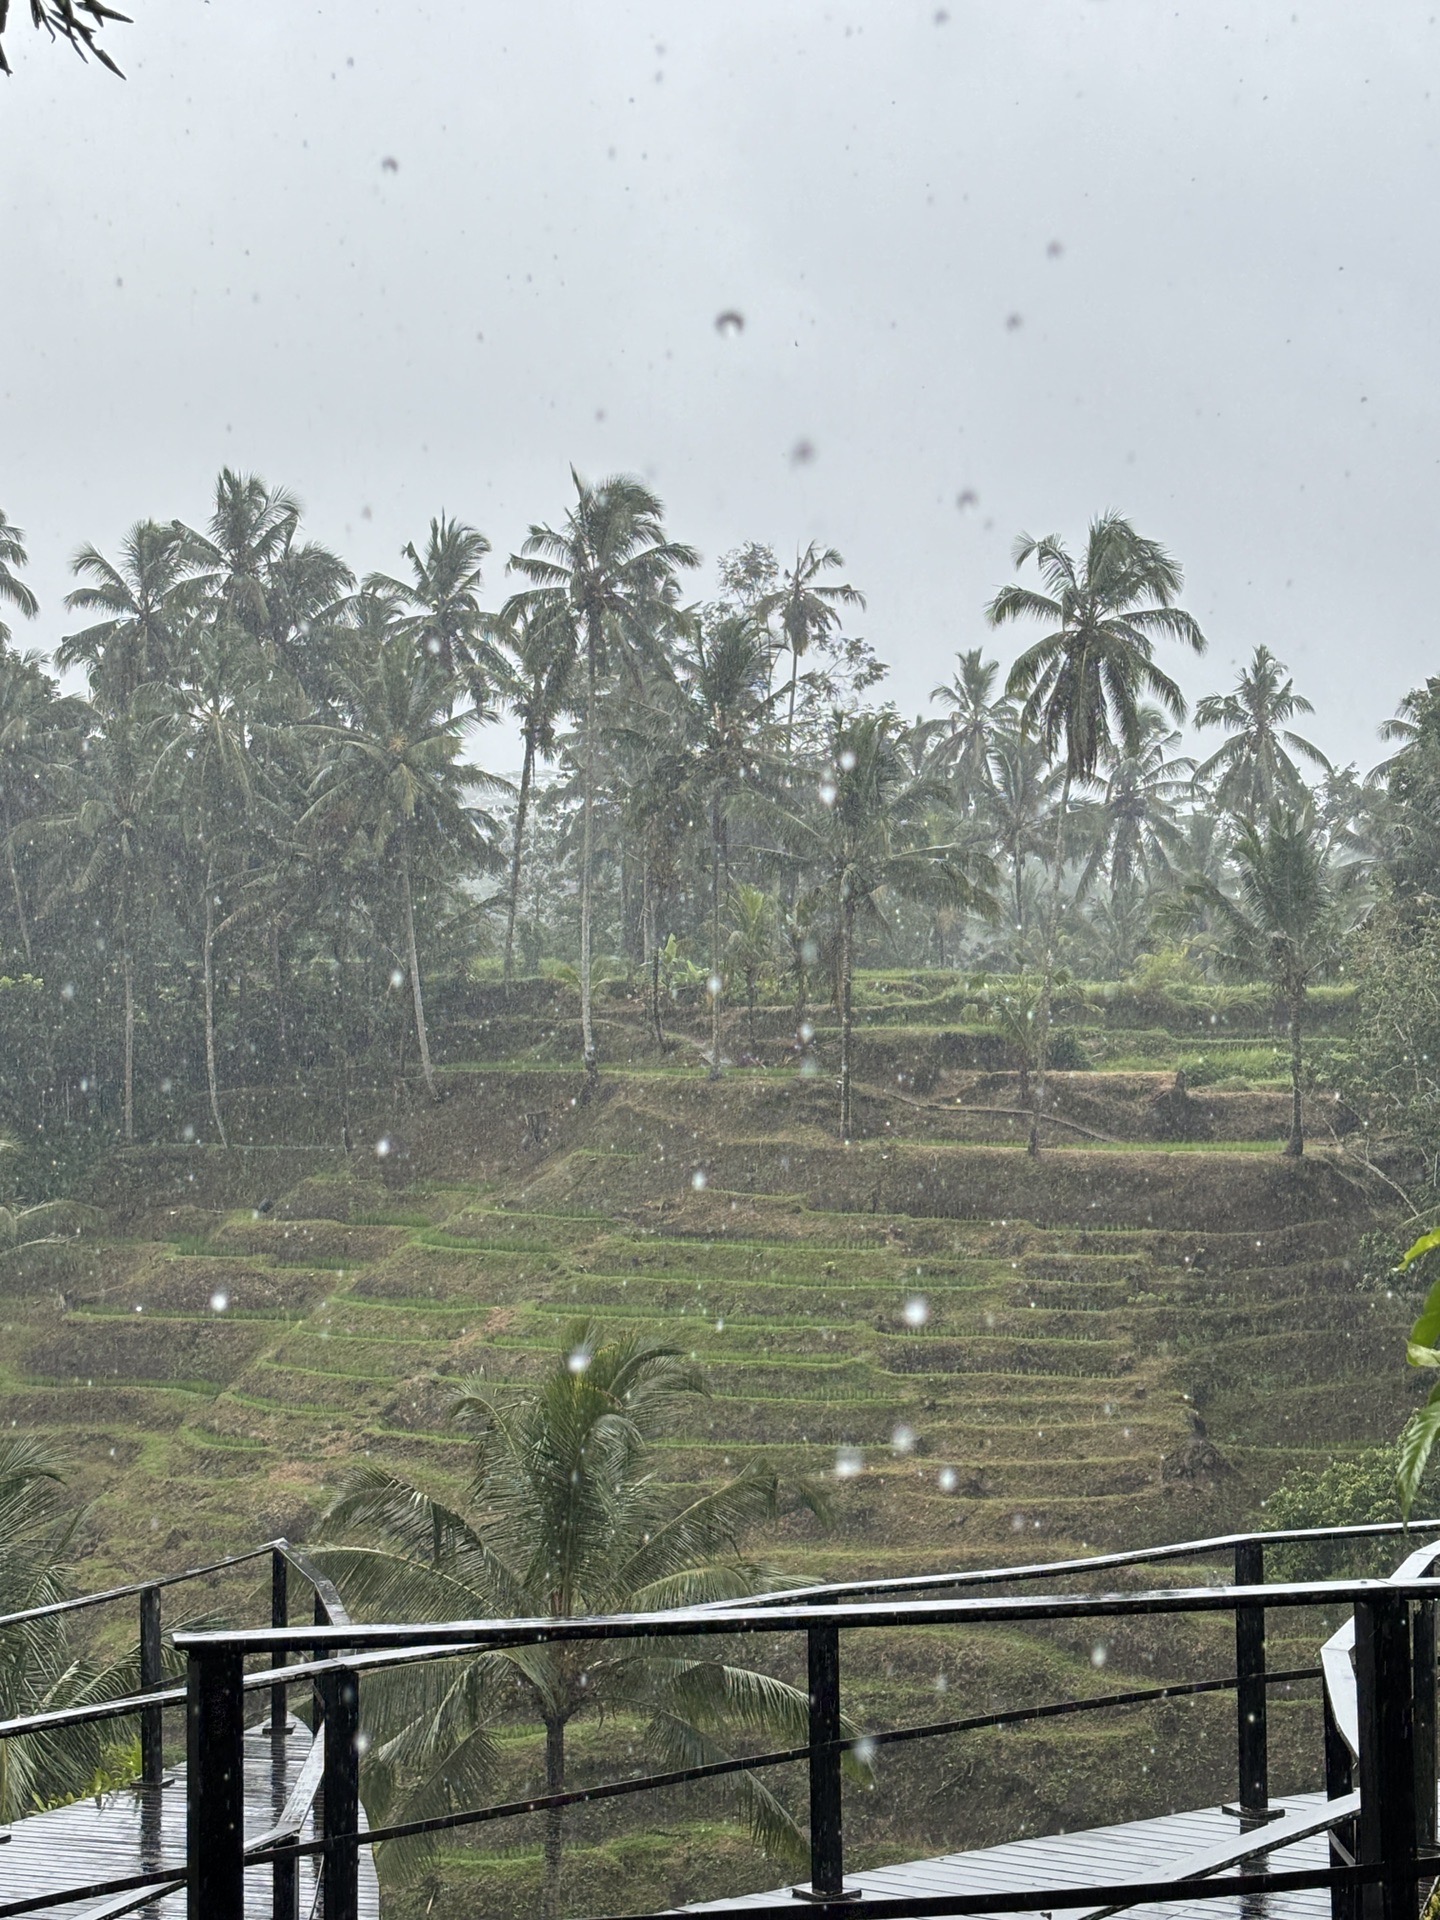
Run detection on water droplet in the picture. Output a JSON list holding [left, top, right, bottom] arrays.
[[375, 1137, 392, 1158], [819, 781, 838, 806], [691, 1169, 707, 1190], [938, 1466, 958, 1493], [838, 749, 857, 772], [210, 1291, 229, 1314], [568, 1347, 591, 1374], [834, 1447, 864, 1480], [903, 1297, 929, 1327], [1092, 1644, 1108, 1668], [891, 1424, 916, 1455]]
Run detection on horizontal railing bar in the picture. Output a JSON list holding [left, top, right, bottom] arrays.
[[0, 1635, 492, 1740], [245, 1663, 1329, 1857], [0, 1541, 285, 1633], [723, 1516, 1440, 1610], [0, 1867, 186, 1918], [172, 1575, 1440, 1655]]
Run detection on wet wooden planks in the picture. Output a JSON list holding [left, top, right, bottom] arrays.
[[685, 1793, 1338, 1920], [0, 1717, 380, 1917]]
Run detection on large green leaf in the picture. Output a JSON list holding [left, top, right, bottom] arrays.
[[1396, 1386, 1440, 1520]]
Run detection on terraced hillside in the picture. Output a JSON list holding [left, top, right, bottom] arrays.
[[0, 992, 1416, 1917]]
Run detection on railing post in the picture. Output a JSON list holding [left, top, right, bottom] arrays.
[[187, 1644, 246, 1920], [271, 1548, 289, 1736], [796, 1623, 856, 1902], [319, 1666, 361, 1920], [271, 1553, 298, 1920], [1356, 1593, 1419, 1920], [140, 1584, 164, 1787], [1325, 1683, 1359, 1920], [1230, 1539, 1275, 1821], [1412, 1598, 1437, 1851]]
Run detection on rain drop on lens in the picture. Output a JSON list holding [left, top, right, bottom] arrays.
[[834, 1447, 864, 1480], [375, 1137, 392, 1158], [938, 1466, 958, 1493], [568, 1348, 591, 1374], [1092, 1644, 1108, 1668], [891, 1424, 916, 1455], [903, 1297, 929, 1327], [210, 1291, 228, 1314], [691, 1169, 707, 1190]]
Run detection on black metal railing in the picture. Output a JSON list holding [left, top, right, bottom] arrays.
[[7, 1516, 1440, 1920], [0, 1535, 349, 1919]]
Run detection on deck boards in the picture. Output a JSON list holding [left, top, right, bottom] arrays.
[[684, 1792, 1343, 1920], [0, 1715, 380, 1918]]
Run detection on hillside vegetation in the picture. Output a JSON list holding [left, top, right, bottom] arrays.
[[0, 980, 1414, 1918]]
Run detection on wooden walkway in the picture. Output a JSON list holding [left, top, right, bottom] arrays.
[[0, 1715, 380, 1918], [686, 1793, 1344, 1920]]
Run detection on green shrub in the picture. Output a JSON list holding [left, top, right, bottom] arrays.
[[1047, 1027, 1091, 1072], [1263, 1447, 1436, 1579]]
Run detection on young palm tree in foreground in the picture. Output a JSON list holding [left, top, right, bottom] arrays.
[[321, 1326, 834, 1910], [988, 513, 1205, 1150], [0, 1437, 138, 1820]]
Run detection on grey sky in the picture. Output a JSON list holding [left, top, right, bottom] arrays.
[[3, 0, 1436, 773]]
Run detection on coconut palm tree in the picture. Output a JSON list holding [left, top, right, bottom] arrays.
[[366, 514, 503, 700], [773, 713, 997, 1138], [150, 622, 269, 1147], [756, 543, 866, 754], [40, 708, 157, 1142], [0, 1436, 143, 1820], [0, 511, 39, 648], [1185, 808, 1360, 1155], [678, 613, 781, 1077], [59, 521, 191, 713], [1193, 645, 1330, 818], [931, 648, 1007, 807], [0, 653, 84, 968], [491, 601, 579, 993], [304, 621, 502, 1101], [320, 1325, 831, 1913], [981, 723, 1059, 953], [987, 513, 1205, 1149], [1076, 708, 1195, 897], [507, 474, 697, 1082]]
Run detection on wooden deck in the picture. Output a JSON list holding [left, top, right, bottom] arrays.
[[0, 1715, 380, 1918], [685, 1792, 1345, 1920]]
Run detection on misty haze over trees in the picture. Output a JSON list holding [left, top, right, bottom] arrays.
[[0, 470, 1436, 1181]]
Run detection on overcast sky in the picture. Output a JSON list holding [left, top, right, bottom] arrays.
[[4, 0, 1437, 773]]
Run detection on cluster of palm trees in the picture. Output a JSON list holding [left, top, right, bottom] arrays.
[[0, 479, 1393, 1152]]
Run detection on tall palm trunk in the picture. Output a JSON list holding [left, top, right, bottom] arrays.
[[786, 652, 800, 759], [578, 619, 599, 1086], [1285, 984, 1305, 1157], [399, 836, 439, 1101], [543, 1715, 566, 1920], [1029, 771, 1072, 1157], [121, 940, 134, 1144], [503, 728, 537, 997], [708, 796, 723, 1080], [270, 920, 287, 1056], [643, 863, 664, 1051], [3, 802, 32, 966], [201, 863, 228, 1148], [838, 885, 855, 1141]]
